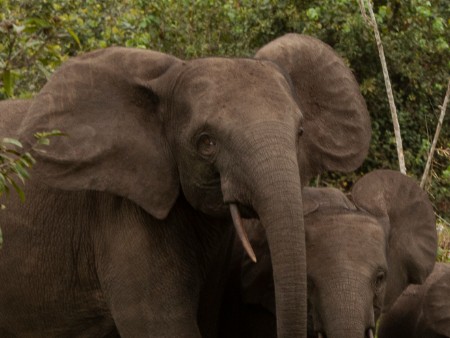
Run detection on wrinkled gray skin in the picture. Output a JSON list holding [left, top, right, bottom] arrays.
[[378, 263, 450, 338], [220, 170, 437, 338], [0, 34, 371, 338]]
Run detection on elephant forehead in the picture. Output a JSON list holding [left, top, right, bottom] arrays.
[[177, 58, 301, 120], [306, 212, 387, 274]]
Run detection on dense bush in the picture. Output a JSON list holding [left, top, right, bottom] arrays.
[[1, 0, 449, 227]]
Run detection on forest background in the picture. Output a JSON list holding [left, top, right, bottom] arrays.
[[1, 0, 449, 260]]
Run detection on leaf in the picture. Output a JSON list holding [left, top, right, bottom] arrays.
[[10, 179, 25, 202], [20, 153, 36, 167], [67, 28, 82, 49], [5, 149, 21, 156], [2, 138, 22, 148], [0, 180, 10, 195], [37, 137, 50, 146], [0, 153, 12, 163], [36, 62, 52, 80], [0, 180, 6, 194], [13, 24, 25, 34], [34, 129, 65, 139], [25, 18, 52, 28], [18, 157, 33, 168], [12, 163, 29, 182], [2, 70, 14, 98]]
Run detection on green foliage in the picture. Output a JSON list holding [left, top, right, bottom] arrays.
[[1, 0, 448, 220], [437, 217, 450, 263], [0, 137, 33, 203], [0, 130, 62, 202], [292, 0, 450, 222], [0, 130, 62, 247]]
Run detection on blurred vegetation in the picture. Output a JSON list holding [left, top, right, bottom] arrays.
[[437, 218, 450, 262], [0, 130, 62, 248], [1, 0, 449, 237]]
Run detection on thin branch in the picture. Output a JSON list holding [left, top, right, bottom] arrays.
[[358, 0, 407, 174], [436, 212, 450, 228], [315, 174, 321, 187], [357, 0, 371, 25], [421, 79, 450, 188]]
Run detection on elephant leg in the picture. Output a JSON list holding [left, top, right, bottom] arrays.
[[93, 205, 202, 338]]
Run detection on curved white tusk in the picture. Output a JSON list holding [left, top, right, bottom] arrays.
[[229, 204, 257, 263], [368, 328, 374, 338]]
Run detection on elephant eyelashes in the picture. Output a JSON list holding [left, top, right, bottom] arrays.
[[197, 133, 217, 158]]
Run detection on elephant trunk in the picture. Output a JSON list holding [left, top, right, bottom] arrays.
[[316, 276, 375, 338], [225, 122, 307, 337], [255, 185, 306, 338]]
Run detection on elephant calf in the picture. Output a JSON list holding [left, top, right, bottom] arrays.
[[220, 170, 438, 338], [378, 262, 450, 338]]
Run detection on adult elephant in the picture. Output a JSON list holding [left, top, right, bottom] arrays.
[[378, 263, 450, 338], [223, 170, 437, 338], [0, 34, 370, 338]]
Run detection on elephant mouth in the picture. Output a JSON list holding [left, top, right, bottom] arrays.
[[232, 202, 259, 219]]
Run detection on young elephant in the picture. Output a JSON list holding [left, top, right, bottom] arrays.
[[378, 263, 450, 338], [220, 170, 437, 338]]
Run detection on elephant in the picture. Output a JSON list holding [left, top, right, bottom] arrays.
[[377, 262, 450, 338], [219, 170, 438, 338], [0, 33, 371, 337], [0, 99, 31, 128]]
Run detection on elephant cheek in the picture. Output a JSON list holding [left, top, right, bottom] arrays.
[[177, 170, 228, 217]]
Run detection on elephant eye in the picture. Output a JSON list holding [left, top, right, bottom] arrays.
[[197, 133, 217, 157], [374, 271, 386, 288], [298, 127, 304, 137]]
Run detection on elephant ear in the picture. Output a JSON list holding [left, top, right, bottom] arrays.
[[424, 264, 450, 336], [255, 34, 371, 183], [19, 47, 182, 220], [351, 170, 437, 311], [0, 99, 32, 136]]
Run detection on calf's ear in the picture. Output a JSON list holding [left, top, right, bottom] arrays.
[[351, 169, 437, 311]]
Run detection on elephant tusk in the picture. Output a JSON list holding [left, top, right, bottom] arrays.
[[229, 204, 257, 263], [368, 329, 374, 338]]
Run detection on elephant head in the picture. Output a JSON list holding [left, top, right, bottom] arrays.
[[17, 34, 370, 337], [239, 170, 437, 338], [378, 262, 450, 338]]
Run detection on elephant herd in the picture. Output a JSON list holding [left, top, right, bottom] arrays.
[[0, 33, 448, 338]]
